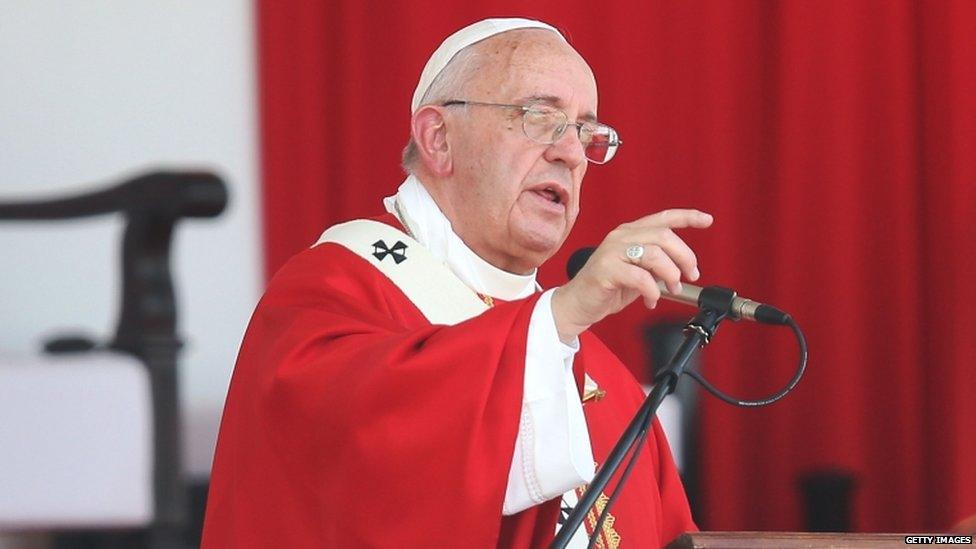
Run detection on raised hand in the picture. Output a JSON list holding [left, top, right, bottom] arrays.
[[551, 209, 713, 343]]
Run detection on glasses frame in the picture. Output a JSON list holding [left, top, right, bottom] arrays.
[[440, 99, 622, 164]]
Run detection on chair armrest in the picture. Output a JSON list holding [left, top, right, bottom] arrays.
[[0, 169, 229, 354], [0, 170, 226, 221]]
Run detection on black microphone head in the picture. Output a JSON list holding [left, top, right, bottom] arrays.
[[566, 247, 596, 280]]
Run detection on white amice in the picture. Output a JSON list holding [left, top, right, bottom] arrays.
[[384, 176, 596, 515]]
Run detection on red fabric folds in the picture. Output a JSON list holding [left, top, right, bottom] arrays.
[[204, 240, 532, 547], [203, 214, 694, 546], [257, 0, 976, 533]]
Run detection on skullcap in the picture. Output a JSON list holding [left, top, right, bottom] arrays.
[[411, 18, 566, 112]]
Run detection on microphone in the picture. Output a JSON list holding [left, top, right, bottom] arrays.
[[566, 247, 790, 325]]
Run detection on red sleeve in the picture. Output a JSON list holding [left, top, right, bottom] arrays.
[[203, 242, 540, 548]]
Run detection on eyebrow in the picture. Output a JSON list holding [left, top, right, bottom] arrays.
[[516, 94, 598, 123]]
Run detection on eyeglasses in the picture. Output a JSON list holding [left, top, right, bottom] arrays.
[[441, 100, 622, 164]]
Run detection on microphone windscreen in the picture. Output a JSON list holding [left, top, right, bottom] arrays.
[[566, 247, 596, 280]]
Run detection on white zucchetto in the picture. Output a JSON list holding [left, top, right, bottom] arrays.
[[410, 18, 566, 113]]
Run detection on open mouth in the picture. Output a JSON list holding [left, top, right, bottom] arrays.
[[529, 183, 568, 207], [534, 187, 562, 204]]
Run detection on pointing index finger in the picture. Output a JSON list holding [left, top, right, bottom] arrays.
[[637, 209, 714, 229]]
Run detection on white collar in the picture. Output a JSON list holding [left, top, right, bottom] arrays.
[[383, 175, 539, 301]]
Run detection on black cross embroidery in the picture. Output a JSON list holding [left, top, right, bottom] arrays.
[[372, 239, 407, 264]]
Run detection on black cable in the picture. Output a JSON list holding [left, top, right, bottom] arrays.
[[685, 315, 807, 407], [576, 316, 808, 547]]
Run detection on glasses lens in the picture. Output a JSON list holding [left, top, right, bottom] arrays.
[[582, 125, 619, 164], [523, 106, 620, 164], [522, 106, 566, 144]]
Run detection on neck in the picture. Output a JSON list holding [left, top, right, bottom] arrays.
[[419, 176, 539, 275], [386, 174, 539, 300]]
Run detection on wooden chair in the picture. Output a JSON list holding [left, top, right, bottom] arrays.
[[0, 171, 227, 549]]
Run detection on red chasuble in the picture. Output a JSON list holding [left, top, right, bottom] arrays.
[[203, 214, 695, 548]]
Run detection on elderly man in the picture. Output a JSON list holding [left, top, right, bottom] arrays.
[[204, 18, 708, 548]]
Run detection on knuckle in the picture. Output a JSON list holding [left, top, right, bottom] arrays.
[[647, 280, 662, 299], [675, 248, 696, 267], [636, 269, 656, 289], [656, 269, 679, 285], [657, 228, 677, 243], [607, 227, 627, 241], [653, 261, 681, 283], [633, 270, 657, 294], [644, 245, 664, 262]]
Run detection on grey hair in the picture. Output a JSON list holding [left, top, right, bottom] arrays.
[[401, 46, 484, 174]]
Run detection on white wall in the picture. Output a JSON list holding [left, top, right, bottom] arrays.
[[0, 0, 260, 487]]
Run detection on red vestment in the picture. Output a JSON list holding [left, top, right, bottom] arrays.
[[203, 214, 695, 548]]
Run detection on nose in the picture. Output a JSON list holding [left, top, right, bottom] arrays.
[[543, 124, 587, 169]]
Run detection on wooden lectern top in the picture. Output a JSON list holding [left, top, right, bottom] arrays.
[[666, 531, 911, 548]]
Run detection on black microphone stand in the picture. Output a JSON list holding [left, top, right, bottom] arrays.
[[551, 286, 737, 549]]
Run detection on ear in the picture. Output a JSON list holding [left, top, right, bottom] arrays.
[[411, 106, 452, 176]]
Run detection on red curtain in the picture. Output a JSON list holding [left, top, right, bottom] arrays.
[[258, 0, 976, 533]]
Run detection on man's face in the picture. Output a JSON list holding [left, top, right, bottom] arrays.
[[439, 31, 598, 274]]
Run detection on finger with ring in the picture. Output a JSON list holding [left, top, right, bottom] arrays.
[[625, 244, 645, 264]]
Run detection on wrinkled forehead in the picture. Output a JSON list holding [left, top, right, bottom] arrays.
[[470, 30, 598, 115]]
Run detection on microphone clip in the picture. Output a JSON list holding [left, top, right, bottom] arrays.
[[683, 286, 737, 346]]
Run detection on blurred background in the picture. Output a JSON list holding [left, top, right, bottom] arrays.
[[1, 0, 973, 547], [0, 2, 259, 547]]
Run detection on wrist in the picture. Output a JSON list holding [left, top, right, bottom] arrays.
[[551, 286, 590, 343]]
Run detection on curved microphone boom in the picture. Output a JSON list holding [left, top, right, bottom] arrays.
[[566, 247, 790, 325]]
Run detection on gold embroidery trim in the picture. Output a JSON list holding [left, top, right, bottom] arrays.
[[582, 387, 607, 404], [582, 374, 606, 405], [476, 293, 494, 308], [577, 485, 621, 549]]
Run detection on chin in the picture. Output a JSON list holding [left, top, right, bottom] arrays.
[[513, 230, 567, 268], [505, 212, 573, 267]]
